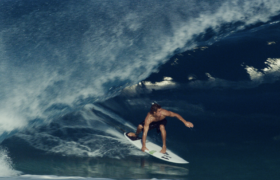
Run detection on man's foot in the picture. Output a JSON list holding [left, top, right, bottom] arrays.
[[160, 145, 167, 154], [127, 132, 137, 137]]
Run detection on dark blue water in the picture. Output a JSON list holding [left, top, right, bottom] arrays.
[[0, 0, 280, 179]]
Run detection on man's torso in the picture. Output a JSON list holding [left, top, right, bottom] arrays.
[[148, 112, 166, 123]]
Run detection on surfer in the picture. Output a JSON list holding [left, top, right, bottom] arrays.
[[128, 103, 194, 154]]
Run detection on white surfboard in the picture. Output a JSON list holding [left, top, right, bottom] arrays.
[[124, 132, 188, 164]]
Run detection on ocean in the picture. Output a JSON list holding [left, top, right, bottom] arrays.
[[1, 0, 280, 179]]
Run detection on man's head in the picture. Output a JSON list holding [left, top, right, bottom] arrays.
[[150, 103, 161, 115]]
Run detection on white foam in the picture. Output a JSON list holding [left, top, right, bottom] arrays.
[[187, 58, 280, 89], [0, 148, 21, 177], [245, 58, 280, 84]]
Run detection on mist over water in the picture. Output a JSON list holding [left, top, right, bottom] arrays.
[[0, 0, 280, 179]]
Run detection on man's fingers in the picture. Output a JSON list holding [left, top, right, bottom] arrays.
[[186, 123, 194, 128]]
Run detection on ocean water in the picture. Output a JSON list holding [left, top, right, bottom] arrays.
[[1, 0, 280, 179]]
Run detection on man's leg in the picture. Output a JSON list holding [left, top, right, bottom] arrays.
[[159, 124, 167, 153], [128, 124, 143, 137]]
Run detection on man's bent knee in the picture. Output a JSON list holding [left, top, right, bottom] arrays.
[[137, 124, 143, 130]]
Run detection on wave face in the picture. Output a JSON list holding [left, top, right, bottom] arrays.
[[0, 0, 279, 136], [1, 0, 280, 179]]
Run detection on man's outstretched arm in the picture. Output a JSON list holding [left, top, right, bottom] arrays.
[[163, 110, 194, 128]]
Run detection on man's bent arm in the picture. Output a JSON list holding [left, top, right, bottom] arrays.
[[166, 111, 194, 128]]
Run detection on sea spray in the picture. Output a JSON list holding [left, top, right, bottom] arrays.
[[0, 148, 21, 177]]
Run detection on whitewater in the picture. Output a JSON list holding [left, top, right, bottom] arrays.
[[1, 0, 280, 179]]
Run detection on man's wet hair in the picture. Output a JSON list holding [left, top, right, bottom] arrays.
[[150, 103, 161, 114]]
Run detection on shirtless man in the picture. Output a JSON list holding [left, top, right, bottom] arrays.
[[128, 103, 194, 154]]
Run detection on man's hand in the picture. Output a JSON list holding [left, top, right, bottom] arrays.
[[141, 146, 149, 152], [184, 121, 194, 128]]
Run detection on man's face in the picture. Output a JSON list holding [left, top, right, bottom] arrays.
[[154, 108, 162, 117]]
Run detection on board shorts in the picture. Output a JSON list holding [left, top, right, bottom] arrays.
[[139, 119, 167, 133]]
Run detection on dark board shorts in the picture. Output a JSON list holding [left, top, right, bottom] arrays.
[[139, 119, 167, 133]]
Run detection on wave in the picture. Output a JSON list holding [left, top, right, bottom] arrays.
[[0, 0, 279, 139]]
